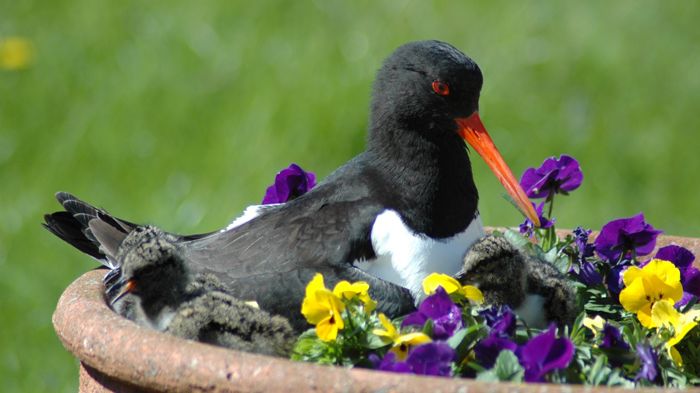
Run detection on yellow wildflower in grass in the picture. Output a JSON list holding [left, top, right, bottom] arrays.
[[582, 315, 606, 335], [422, 272, 484, 304], [301, 273, 345, 341], [651, 299, 700, 366], [619, 259, 683, 328], [373, 313, 431, 360], [332, 280, 376, 313], [0, 37, 34, 70]]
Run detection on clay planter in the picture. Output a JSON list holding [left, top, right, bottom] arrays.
[[53, 232, 700, 393]]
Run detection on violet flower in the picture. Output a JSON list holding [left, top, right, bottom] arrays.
[[516, 324, 574, 383], [520, 155, 583, 199], [262, 163, 316, 204], [599, 323, 629, 368], [479, 305, 517, 338], [569, 227, 603, 285], [475, 333, 518, 369], [655, 245, 700, 306], [600, 324, 628, 350], [594, 213, 662, 262], [405, 342, 455, 377], [370, 352, 412, 373], [371, 343, 455, 377], [635, 344, 659, 383], [519, 201, 555, 237], [572, 260, 603, 286], [573, 226, 595, 262], [606, 261, 632, 298], [402, 287, 462, 340]]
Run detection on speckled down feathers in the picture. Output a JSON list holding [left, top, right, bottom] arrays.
[[457, 235, 577, 326]]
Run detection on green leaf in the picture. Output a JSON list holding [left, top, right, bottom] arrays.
[[446, 327, 468, 349], [365, 333, 390, 349], [476, 350, 524, 382], [504, 228, 530, 250]]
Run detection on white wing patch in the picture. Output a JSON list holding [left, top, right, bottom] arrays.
[[357, 210, 485, 302], [221, 204, 282, 232]]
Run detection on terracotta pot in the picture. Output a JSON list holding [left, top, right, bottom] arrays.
[[53, 232, 700, 393]]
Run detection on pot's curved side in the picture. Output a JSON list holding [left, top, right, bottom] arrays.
[[53, 233, 700, 393]]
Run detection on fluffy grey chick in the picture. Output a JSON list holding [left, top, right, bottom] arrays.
[[104, 225, 295, 357], [455, 235, 576, 327], [165, 274, 294, 357]]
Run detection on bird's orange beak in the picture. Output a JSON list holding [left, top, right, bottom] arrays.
[[456, 112, 540, 227]]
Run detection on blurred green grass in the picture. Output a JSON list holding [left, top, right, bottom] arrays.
[[1, 1, 699, 391]]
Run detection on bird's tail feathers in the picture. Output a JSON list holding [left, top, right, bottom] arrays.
[[43, 192, 136, 269]]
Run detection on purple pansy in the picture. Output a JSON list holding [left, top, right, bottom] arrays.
[[569, 227, 603, 285], [370, 352, 412, 373], [475, 333, 518, 369], [600, 324, 629, 351], [655, 245, 700, 306], [573, 226, 596, 262], [605, 261, 634, 298], [475, 306, 518, 369], [573, 260, 603, 286], [516, 324, 575, 383], [520, 155, 583, 199], [405, 342, 456, 377], [635, 344, 659, 382], [599, 323, 629, 368], [519, 201, 555, 237], [479, 305, 517, 338], [262, 163, 316, 204], [371, 343, 455, 377], [594, 213, 662, 262], [403, 287, 462, 340]]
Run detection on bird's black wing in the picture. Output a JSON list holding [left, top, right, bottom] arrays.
[[181, 195, 415, 330]]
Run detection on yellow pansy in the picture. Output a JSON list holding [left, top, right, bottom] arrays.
[[582, 315, 606, 335], [422, 272, 484, 304], [301, 273, 345, 341], [651, 299, 700, 366], [372, 313, 432, 360], [0, 37, 34, 70], [619, 259, 683, 328], [332, 280, 376, 313]]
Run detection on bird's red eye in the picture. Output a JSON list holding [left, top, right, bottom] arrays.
[[431, 80, 450, 96]]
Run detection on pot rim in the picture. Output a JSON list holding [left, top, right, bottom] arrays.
[[52, 231, 700, 392]]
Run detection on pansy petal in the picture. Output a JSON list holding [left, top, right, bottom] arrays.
[[462, 285, 484, 303], [669, 346, 683, 367], [622, 266, 644, 287], [656, 245, 695, 269], [333, 280, 369, 299], [619, 277, 648, 312], [636, 303, 655, 328], [645, 259, 681, 286], [422, 273, 461, 295], [315, 315, 340, 341], [650, 299, 679, 330], [405, 342, 455, 377]]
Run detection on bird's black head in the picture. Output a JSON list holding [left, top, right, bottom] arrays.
[[369, 40, 483, 139], [367, 40, 541, 229]]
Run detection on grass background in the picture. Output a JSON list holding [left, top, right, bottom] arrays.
[[1, 1, 699, 391]]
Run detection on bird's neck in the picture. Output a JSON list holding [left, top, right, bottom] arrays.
[[367, 124, 479, 239]]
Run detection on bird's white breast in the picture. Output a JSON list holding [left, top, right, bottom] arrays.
[[356, 210, 484, 301]]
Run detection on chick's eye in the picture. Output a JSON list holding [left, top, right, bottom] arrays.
[[431, 80, 450, 96]]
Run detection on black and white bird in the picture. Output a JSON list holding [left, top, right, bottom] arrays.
[[44, 40, 540, 332]]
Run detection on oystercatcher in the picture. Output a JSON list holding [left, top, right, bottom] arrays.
[[44, 40, 539, 331]]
